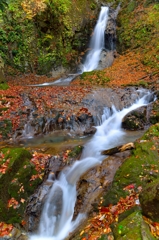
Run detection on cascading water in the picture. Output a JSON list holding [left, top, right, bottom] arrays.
[[82, 6, 109, 72], [30, 90, 155, 240]]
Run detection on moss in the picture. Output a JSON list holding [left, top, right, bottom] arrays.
[[0, 148, 43, 224], [0, 119, 12, 138], [143, 123, 159, 139], [103, 124, 159, 206], [122, 80, 149, 88], [80, 70, 110, 85], [68, 145, 83, 158], [0, 82, 9, 90], [113, 211, 155, 239]]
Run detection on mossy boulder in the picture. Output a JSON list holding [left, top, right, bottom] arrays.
[[0, 148, 43, 224], [113, 211, 156, 239], [139, 179, 159, 222], [103, 123, 159, 206]]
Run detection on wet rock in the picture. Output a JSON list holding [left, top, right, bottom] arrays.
[[97, 5, 120, 70], [98, 50, 115, 70], [73, 152, 129, 219], [25, 155, 62, 232], [25, 145, 83, 233], [122, 106, 148, 130], [105, 6, 120, 51], [139, 179, 159, 222], [11, 87, 156, 142]]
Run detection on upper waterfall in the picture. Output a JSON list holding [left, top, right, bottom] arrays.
[[82, 6, 109, 72]]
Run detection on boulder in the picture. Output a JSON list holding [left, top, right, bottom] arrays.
[[139, 179, 159, 222], [0, 148, 44, 224], [113, 211, 155, 239]]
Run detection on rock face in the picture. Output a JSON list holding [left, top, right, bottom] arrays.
[[105, 6, 119, 51], [97, 5, 120, 70], [122, 106, 149, 130], [139, 179, 159, 222]]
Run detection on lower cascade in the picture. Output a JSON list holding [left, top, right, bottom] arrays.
[[30, 89, 155, 240]]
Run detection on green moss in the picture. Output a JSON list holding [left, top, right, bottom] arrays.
[[143, 123, 159, 139], [68, 145, 83, 158], [0, 82, 9, 90], [81, 70, 110, 85], [0, 119, 12, 138], [113, 211, 155, 239], [0, 148, 44, 224]]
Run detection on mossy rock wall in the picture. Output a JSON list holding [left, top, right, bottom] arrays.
[[0, 148, 43, 224], [0, 0, 101, 75]]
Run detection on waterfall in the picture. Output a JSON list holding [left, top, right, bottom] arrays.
[[30, 90, 155, 240], [28, 6, 109, 87], [82, 6, 109, 72]]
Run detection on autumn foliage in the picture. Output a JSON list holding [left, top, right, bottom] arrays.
[[21, 0, 47, 19]]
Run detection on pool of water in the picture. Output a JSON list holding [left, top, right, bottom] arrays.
[[14, 128, 146, 155]]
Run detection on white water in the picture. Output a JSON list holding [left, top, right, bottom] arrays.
[[82, 6, 109, 72], [30, 90, 154, 240]]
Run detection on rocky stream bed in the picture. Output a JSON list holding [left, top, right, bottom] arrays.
[[0, 82, 159, 239]]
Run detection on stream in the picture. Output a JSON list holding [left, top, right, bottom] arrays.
[[29, 89, 155, 240], [21, 6, 155, 240]]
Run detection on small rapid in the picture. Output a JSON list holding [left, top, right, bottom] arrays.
[[30, 90, 155, 240]]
